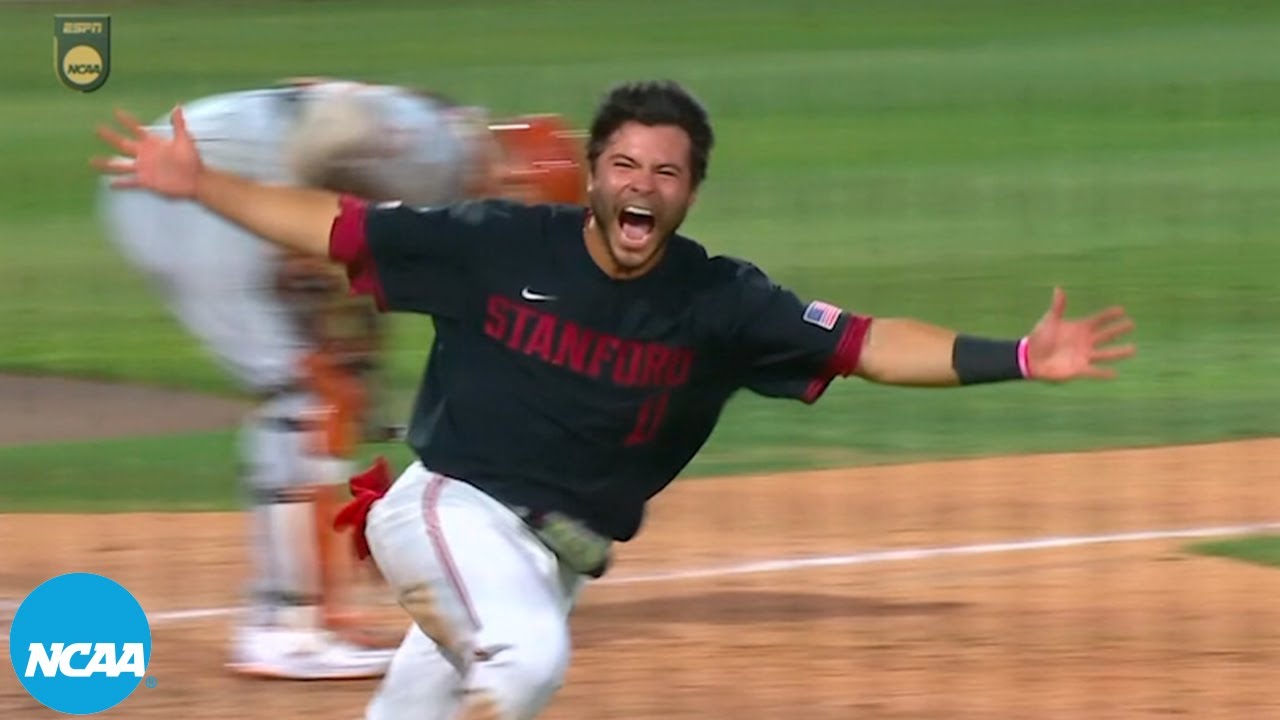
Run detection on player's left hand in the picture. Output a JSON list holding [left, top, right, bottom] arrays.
[[1024, 287, 1136, 382], [92, 107, 203, 199]]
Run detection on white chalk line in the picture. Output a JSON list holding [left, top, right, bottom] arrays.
[[603, 521, 1280, 584], [2, 521, 1278, 632]]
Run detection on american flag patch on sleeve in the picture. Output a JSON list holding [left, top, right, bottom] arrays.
[[802, 300, 842, 331]]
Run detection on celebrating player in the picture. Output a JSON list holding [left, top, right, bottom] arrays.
[[95, 77, 587, 682], [92, 79, 1135, 718]]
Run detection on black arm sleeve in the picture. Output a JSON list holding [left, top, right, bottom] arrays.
[[715, 262, 872, 404], [372, 199, 541, 318], [331, 197, 536, 319]]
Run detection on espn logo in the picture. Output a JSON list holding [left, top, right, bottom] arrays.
[[61, 21, 106, 34], [24, 642, 147, 678]]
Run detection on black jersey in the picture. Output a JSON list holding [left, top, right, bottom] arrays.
[[329, 195, 870, 541]]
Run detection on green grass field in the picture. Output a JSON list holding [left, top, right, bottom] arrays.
[[1, 0, 1279, 510], [1188, 536, 1280, 569]]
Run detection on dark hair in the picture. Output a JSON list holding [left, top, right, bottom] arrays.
[[586, 80, 714, 186]]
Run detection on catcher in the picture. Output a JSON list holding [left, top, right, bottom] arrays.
[[96, 77, 587, 680]]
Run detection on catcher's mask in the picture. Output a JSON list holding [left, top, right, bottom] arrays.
[[489, 114, 588, 205]]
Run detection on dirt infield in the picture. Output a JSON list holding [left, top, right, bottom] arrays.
[[1, 374, 1279, 718]]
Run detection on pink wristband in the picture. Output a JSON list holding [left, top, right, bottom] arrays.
[[1016, 337, 1032, 379]]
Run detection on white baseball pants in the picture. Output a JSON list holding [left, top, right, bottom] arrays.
[[363, 463, 587, 720]]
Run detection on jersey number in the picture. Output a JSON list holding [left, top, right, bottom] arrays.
[[624, 391, 671, 446]]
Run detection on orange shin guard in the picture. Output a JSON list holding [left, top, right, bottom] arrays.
[[300, 353, 401, 648]]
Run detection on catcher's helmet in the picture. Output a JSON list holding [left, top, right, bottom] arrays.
[[488, 114, 588, 205]]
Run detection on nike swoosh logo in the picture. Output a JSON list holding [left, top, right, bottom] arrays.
[[521, 287, 557, 302]]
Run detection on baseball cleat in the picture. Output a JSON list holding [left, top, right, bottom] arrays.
[[226, 624, 395, 680]]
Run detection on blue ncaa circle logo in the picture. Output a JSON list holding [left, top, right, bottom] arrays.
[[8, 573, 152, 715]]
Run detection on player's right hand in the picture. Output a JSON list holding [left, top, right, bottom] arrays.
[[92, 107, 202, 199]]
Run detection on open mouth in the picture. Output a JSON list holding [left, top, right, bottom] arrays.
[[617, 205, 656, 249]]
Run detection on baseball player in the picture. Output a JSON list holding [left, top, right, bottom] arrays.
[[92, 79, 1136, 718], [95, 77, 587, 681]]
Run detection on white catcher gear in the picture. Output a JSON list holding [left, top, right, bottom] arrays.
[[98, 79, 489, 682]]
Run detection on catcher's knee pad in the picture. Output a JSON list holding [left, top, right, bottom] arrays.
[[251, 468, 398, 645], [242, 392, 395, 642], [252, 485, 327, 610], [241, 395, 324, 612]]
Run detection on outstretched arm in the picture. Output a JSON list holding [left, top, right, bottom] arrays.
[[727, 261, 1137, 405], [92, 107, 338, 258], [856, 287, 1136, 386]]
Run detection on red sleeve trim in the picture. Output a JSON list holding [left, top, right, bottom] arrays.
[[329, 194, 388, 312], [802, 314, 872, 404]]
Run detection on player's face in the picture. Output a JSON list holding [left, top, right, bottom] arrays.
[[587, 121, 698, 278]]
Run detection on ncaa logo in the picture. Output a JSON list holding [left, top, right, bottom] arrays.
[[8, 573, 152, 715]]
